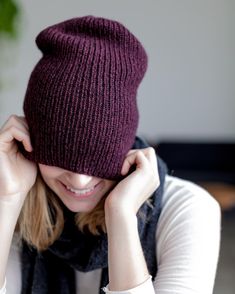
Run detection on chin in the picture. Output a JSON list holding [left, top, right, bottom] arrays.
[[63, 200, 99, 213]]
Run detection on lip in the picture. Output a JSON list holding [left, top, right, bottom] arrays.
[[58, 180, 103, 200]]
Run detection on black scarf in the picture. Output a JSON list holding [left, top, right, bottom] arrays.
[[21, 136, 168, 294]]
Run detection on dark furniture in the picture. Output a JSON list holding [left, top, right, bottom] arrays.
[[154, 142, 235, 184]]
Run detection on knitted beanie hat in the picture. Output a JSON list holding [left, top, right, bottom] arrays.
[[22, 16, 148, 180]]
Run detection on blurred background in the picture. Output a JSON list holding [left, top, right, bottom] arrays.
[[0, 0, 234, 293]]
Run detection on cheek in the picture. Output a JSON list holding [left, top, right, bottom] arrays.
[[39, 165, 60, 180], [39, 169, 61, 196]]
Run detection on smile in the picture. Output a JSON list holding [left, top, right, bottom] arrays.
[[65, 185, 95, 195], [59, 181, 103, 199]]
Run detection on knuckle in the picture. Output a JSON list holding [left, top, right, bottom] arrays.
[[136, 150, 143, 156], [152, 177, 160, 190], [9, 125, 17, 132], [148, 147, 156, 154], [155, 176, 160, 186], [9, 125, 25, 137], [9, 114, 18, 122]]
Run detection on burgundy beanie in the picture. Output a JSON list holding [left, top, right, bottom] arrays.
[[22, 16, 148, 180]]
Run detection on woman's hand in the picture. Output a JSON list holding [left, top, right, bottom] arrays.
[[105, 147, 160, 217], [105, 147, 159, 291], [0, 115, 37, 289], [0, 115, 37, 207]]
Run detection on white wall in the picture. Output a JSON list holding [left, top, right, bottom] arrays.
[[0, 0, 234, 142]]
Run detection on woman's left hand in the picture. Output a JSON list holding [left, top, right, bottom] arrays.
[[105, 147, 160, 217]]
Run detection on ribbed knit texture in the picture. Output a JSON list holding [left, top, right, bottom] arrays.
[[22, 16, 148, 180]]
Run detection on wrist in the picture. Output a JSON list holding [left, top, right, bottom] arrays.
[[105, 208, 138, 234], [0, 193, 26, 220], [105, 196, 136, 219], [105, 207, 149, 292]]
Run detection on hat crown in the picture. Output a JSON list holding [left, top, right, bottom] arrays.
[[23, 16, 148, 180]]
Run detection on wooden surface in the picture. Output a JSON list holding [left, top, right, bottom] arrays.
[[198, 182, 235, 211]]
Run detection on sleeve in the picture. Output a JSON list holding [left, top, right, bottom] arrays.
[[102, 276, 155, 293], [0, 278, 6, 294], [153, 176, 221, 294], [5, 234, 22, 293]]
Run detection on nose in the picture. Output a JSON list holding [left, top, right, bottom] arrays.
[[65, 172, 94, 188]]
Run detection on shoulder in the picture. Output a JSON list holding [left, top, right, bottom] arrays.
[[156, 175, 221, 257], [161, 174, 221, 218]]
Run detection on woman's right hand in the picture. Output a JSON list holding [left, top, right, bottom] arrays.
[[0, 115, 37, 207]]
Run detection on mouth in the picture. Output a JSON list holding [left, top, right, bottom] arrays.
[[59, 181, 103, 199], [65, 184, 96, 194]]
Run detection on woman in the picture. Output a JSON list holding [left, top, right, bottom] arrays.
[[0, 16, 220, 294]]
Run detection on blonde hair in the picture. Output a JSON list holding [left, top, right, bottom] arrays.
[[17, 172, 107, 251]]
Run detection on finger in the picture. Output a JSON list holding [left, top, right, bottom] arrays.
[[0, 115, 29, 133], [121, 150, 149, 175], [142, 147, 158, 169], [125, 147, 150, 156], [15, 116, 29, 130], [125, 148, 156, 165], [125, 149, 137, 156], [123, 148, 159, 184], [126, 147, 156, 159], [0, 126, 33, 152], [143, 148, 160, 187]]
